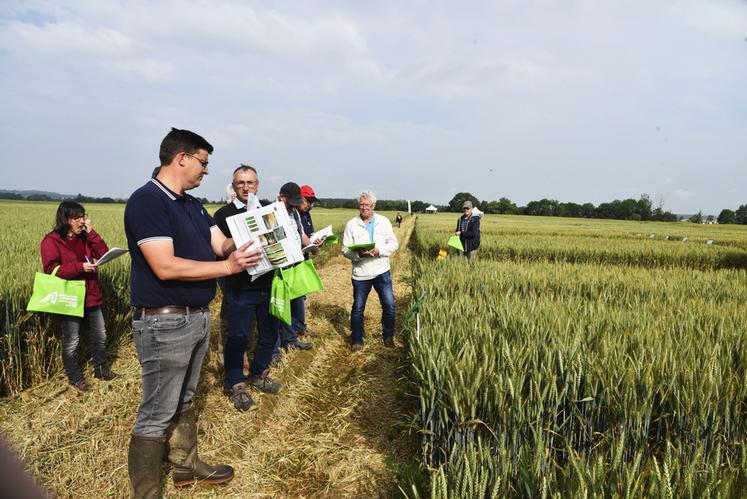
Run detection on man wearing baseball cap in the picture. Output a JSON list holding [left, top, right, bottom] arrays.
[[275, 183, 314, 351], [292, 185, 320, 339], [455, 200, 481, 258]]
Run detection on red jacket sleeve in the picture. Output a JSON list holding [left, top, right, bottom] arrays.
[[40, 235, 84, 278], [86, 230, 110, 260]]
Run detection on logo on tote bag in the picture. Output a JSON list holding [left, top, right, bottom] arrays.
[[38, 291, 79, 308]]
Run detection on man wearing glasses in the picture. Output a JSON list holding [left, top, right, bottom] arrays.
[[213, 165, 283, 413], [455, 200, 481, 258], [124, 128, 261, 496]]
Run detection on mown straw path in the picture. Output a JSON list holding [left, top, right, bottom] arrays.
[[0, 216, 417, 498]]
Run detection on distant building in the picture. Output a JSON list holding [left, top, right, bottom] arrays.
[[425, 204, 437, 214]]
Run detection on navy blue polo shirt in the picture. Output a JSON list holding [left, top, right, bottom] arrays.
[[124, 178, 218, 307]]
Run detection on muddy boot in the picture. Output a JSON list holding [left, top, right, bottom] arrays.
[[94, 363, 117, 381], [128, 434, 165, 499], [165, 406, 234, 487]]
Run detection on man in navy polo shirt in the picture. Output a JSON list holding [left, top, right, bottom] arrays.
[[124, 128, 260, 497]]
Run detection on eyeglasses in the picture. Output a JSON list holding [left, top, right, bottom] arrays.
[[463, 207, 471, 210], [70, 214, 86, 221], [184, 153, 209, 168], [233, 180, 258, 187]]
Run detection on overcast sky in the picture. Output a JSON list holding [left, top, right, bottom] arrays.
[[1, 1, 745, 213]]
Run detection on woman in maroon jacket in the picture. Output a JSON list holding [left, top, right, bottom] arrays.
[[40, 201, 117, 392]]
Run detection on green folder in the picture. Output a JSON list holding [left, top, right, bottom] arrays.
[[347, 242, 375, 250]]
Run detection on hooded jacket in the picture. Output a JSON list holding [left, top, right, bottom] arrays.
[[40, 230, 109, 308], [456, 215, 481, 253]]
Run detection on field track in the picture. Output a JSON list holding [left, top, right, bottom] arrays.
[[0, 217, 418, 498]]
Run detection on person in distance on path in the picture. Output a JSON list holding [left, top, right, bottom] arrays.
[[343, 191, 399, 352], [124, 128, 261, 497], [455, 200, 480, 259], [213, 164, 283, 413]]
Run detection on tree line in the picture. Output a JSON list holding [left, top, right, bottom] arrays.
[[444, 192, 680, 221], [5, 190, 746, 225]]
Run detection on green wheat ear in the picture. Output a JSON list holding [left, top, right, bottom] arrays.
[[408, 212, 747, 496]]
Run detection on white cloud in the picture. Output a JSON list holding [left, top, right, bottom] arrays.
[[674, 189, 695, 199], [103, 58, 175, 82], [0, 0, 745, 212], [8, 20, 131, 56]]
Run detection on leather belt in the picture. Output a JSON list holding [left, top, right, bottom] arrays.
[[134, 306, 210, 317]]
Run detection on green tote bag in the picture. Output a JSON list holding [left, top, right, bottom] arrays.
[[269, 269, 292, 325], [447, 235, 464, 252], [281, 259, 324, 301], [27, 266, 86, 318]]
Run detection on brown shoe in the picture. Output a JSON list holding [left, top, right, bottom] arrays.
[[351, 343, 364, 352], [383, 337, 395, 348], [71, 379, 92, 392]]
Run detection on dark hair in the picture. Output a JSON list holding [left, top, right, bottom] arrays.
[[53, 201, 85, 236], [233, 164, 257, 175], [158, 127, 214, 166]]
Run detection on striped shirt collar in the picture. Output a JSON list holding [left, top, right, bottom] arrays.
[[149, 177, 185, 201]]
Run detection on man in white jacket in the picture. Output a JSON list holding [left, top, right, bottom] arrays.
[[343, 191, 399, 352]]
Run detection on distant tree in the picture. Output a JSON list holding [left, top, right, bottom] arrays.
[[706, 214, 715, 223], [718, 209, 736, 224], [483, 201, 500, 214], [496, 197, 518, 214], [619, 198, 638, 220], [581, 203, 596, 218], [524, 198, 558, 217], [735, 204, 747, 224], [560, 202, 583, 218], [635, 194, 653, 221], [448, 192, 480, 212], [0, 192, 24, 200], [595, 201, 617, 219], [659, 211, 678, 222], [689, 211, 703, 224], [26, 194, 52, 201], [411, 200, 428, 212]]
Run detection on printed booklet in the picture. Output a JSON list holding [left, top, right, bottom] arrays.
[[225, 201, 304, 276]]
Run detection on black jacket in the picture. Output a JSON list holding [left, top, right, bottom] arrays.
[[214, 202, 274, 291], [455, 215, 481, 253]]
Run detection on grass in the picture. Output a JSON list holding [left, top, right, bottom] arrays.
[[405, 214, 747, 497]]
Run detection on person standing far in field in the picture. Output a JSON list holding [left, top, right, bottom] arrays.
[[40, 201, 117, 392], [124, 128, 260, 497], [395, 212, 403, 228], [456, 200, 480, 258], [343, 191, 399, 352], [214, 164, 283, 413]]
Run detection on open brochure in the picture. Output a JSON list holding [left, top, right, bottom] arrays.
[[302, 225, 335, 253], [93, 247, 129, 266], [225, 201, 304, 276]]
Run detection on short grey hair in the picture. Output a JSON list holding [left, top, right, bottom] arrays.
[[358, 191, 377, 206]]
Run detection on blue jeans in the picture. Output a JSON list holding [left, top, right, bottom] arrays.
[[223, 287, 278, 387], [131, 309, 210, 437], [58, 306, 107, 383], [277, 297, 306, 349], [350, 271, 395, 344]]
